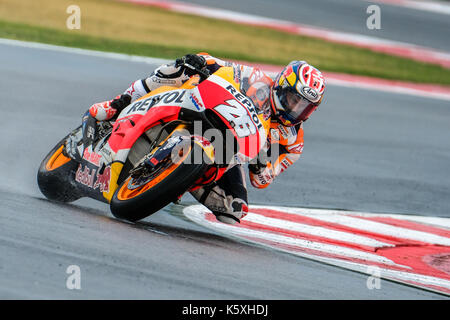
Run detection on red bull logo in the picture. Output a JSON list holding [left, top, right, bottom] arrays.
[[75, 165, 96, 188], [75, 164, 110, 193], [94, 166, 111, 193]]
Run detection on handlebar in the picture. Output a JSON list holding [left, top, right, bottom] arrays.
[[177, 62, 210, 82]]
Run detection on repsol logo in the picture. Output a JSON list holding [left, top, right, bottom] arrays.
[[126, 90, 186, 114], [225, 85, 262, 130]]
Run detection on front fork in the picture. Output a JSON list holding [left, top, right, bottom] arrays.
[[81, 110, 98, 147]]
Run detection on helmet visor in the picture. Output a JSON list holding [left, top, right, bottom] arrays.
[[279, 89, 317, 125]]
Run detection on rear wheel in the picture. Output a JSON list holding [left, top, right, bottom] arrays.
[[110, 142, 208, 222], [37, 136, 81, 202]]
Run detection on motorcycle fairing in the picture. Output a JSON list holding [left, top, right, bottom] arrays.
[[85, 67, 268, 202], [197, 72, 268, 161]]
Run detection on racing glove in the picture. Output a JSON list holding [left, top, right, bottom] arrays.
[[175, 54, 208, 77], [89, 94, 131, 121], [249, 162, 275, 189]]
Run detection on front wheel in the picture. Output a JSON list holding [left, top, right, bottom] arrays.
[[110, 142, 208, 222], [37, 136, 82, 203]]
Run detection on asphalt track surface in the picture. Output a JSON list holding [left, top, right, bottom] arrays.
[[0, 43, 449, 299], [178, 0, 450, 52]]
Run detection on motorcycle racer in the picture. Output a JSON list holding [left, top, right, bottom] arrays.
[[88, 53, 325, 224]]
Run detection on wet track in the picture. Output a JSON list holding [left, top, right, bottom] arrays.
[[180, 0, 450, 52], [0, 42, 449, 299]]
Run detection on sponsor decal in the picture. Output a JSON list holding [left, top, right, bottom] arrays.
[[256, 173, 269, 185], [151, 78, 176, 85], [189, 93, 203, 110], [86, 126, 96, 140], [75, 165, 96, 188], [270, 128, 280, 141], [94, 166, 111, 193], [224, 85, 263, 131], [75, 164, 111, 193], [126, 90, 186, 115], [300, 86, 319, 102], [161, 135, 183, 151], [278, 125, 290, 139], [287, 142, 304, 154], [280, 158, 291, 171], [125, 82, 136, 97], [83, 148, 102, 166]]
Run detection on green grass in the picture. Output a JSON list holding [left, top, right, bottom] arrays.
[[1, 19, 450, 86], [0, 20, 195, 58]]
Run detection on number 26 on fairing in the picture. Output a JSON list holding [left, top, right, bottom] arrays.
[[214, 99, 257, 138]]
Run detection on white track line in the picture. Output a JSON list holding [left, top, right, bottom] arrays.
[[0, 38, 170, 65], [252, 205, 450, 230], [263, 207, 450, 246], [185, 206, 406, 267], [341, 211, 450, 230], [365, 0, 450, 15], [244, 212, 394, 248], [183, 204, 450, 292]]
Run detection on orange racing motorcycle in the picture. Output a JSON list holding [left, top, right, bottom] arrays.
[[37, 67, 270, 221]]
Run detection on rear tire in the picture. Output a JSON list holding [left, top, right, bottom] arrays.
[[110, 144, 208, 222], [37, 136, 82, 203]]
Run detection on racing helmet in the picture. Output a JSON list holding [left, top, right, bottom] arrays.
[[270, 61, 325, 126]]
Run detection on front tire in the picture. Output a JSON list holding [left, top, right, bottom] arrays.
[[110, 143, 208, 222], [37, 137, 81, 203]]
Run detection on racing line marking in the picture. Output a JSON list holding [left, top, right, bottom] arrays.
[[184, 204, 450, 296]]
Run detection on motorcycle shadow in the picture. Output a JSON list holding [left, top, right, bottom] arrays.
[[34, 197, 239, 248]]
